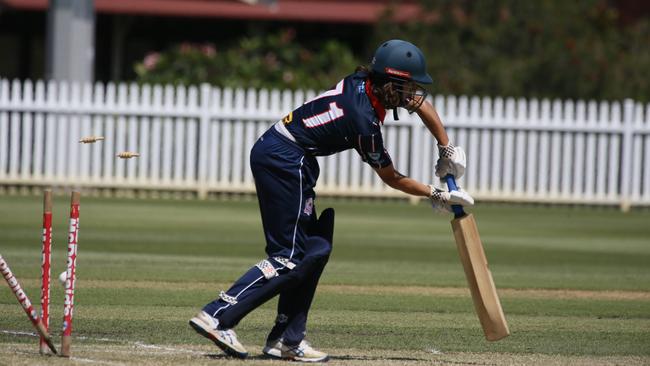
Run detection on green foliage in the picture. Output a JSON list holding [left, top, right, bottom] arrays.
[[134, 29, 359, 90], [375, 0, 650, 101]]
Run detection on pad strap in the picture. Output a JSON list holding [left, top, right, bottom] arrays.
[[256, 259, 279, 279], [219, 291, 238, 305], [273, 256, 296, 270]]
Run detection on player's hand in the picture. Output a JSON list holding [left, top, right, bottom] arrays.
[[435, 144, 466, 179], [428, 184, 474, 213]]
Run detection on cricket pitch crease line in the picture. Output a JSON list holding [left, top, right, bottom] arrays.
[[132, 341, 204, 354], [1, 329, 204, 356], [11, 349, 126, 366], [69, 356, 127, 366]]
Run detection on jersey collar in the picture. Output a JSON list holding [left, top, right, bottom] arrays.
[[365, 78, 386, 123]]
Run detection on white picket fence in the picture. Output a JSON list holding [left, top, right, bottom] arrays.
[[1, 78, 649, 207]]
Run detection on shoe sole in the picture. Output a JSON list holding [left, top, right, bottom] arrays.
[[283, 354, 330, 363], [262, 348, 282, 359], [189, 319, 248, 359]]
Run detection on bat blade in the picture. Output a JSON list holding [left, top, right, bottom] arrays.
[[451, 213, 510, 341]]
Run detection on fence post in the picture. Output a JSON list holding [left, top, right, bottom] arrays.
[[197, 84, 211, 199], [0, 79, 9, 182], [620, 99, 635, 212], [408, 112, 423, 205]]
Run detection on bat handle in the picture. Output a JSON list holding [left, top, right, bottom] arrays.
[[444, 175, 466, 218]]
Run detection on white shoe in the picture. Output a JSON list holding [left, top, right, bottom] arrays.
[[189, 311, 248, 358], [281, 340, 329, 363], [262, 338, 283, 359]]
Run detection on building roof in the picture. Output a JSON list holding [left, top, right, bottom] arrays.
[[0, 0, 422, 23]]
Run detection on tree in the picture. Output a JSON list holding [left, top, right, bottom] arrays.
[[375, 0, 650, 101]]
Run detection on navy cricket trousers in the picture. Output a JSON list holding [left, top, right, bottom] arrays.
[[252, 127, 320, 261], [203, 127, 331, 346]]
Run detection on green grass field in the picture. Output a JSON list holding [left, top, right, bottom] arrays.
[[1, 194, 649, 365]]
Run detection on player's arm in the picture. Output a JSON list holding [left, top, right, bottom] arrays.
[[354, 134, 426, 196], [354, 131, 473, 207], [374, 164, 430, 197], [374, 163, 474, 207], [411, 99, 466, 179], [414, 100, 449, 146]]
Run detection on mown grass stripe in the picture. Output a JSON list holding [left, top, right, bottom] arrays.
[[8, 278, 650, 300]]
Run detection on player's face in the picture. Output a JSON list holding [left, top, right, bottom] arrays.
[[397, 81, 427, 112]]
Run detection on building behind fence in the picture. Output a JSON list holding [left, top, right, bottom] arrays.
[[0, 78, 649, 208]]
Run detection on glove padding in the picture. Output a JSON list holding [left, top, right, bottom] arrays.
[[429, 184, 474, 213], [435, 144, 466, 179]]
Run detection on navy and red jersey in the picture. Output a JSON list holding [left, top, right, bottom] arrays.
[[282, 71, 393, 169]]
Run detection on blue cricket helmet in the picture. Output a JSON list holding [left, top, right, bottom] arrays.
[[371, 40, 433, 84]]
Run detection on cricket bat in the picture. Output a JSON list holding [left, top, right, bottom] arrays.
[[445, 175, 510, 341]]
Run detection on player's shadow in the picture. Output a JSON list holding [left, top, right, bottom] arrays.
[[331, 354, 428, 362], [205, 354, 282, 360], [204, 353, 428, 362], [204, 353, 495, 365], [333, 355, 497, 365]]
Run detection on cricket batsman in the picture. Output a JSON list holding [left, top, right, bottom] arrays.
[[190, 39, 473, 362]]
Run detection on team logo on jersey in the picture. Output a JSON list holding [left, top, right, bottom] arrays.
[[282, 112, 293, 124], [358, 82, 365, 94], [303, 197, 313, 215]]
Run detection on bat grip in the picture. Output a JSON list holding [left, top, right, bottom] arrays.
[[444, 175, 466, 218]]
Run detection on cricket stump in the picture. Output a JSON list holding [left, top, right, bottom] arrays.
[[40, 190, 53, 355], [60, 191, 80, 357]]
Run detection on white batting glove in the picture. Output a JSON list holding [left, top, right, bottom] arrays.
[[428, 184, 474, 213], [435, 144, 466, 179]]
